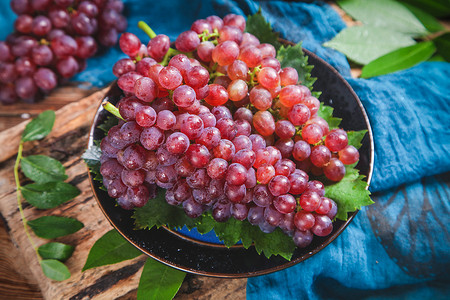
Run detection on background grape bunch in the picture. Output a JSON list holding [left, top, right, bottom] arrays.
[[99, 14, 361, 249], [0, 0, 126, 104]]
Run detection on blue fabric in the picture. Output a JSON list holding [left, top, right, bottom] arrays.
[[2, 0, 449, 298]]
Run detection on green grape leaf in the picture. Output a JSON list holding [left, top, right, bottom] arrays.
[[137, 258, 186, 300], [38, 242, 75, 262], [82, 145, 104, 187], [21, 155, 68, 184], [134, 193, 295, 260], [21, 182, 80, 209], [337, 0, 427, 37], [245, 8, 281, 50], [325, 166, 373, 221], [98, 115, 119, 132], [317, 104, 342, 129], [361, 41, 436, 78], [347, 130, 367, 149], [277, 42, 317, 89], [40, 259, 71, 281], [28, 216, 84, 239], [82, 229, 142, 271], [22, 110, 55, 142], [323, 26, 416, 65], [133, 189, 198, 230]]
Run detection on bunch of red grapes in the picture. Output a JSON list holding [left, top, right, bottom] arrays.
[[0, 0, 126, 104], [99, 14, 360, 248]]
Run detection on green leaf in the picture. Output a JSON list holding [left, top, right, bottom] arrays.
[[82, 229, 142, 271], [133, 189, 198, 230], [38, 242, 75, 262], [28, 216, 84, 239], [21, 182, 80, 209], [361, 41, 436, 78], [245, 8, 281, 50], [427, 54, 446, 62], [337, 0, 427, 37], [98, 115, 119, 132], [82, 145, 102, 166], [134, 192, 296, 260], [40, 259, 71, 281], [137, 258, 186, 300], [347, 130, 367, 149], [324, 26, 416, 65], [402, 3, 445, 32], [325, 166, 373, 221], [276, 42, 317, 89], [317, 104, 342, 129], [83, 145, 104, 186], [433, 33, 450, 62], [21, 155, 68, 184], [398, 0, 450, 18], [21, 110, 55, 142]]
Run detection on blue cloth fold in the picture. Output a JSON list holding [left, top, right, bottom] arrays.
[[2, 0, 449, 298]]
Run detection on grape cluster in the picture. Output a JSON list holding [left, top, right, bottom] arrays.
[[0, 0, 126, 104], [100, 14, 360, 248]]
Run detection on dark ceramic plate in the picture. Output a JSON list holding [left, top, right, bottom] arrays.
[[87, 48, 374, 278]]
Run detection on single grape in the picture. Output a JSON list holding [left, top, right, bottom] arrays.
[[175, 30, 200, 52], [173, 85, 196, 108], [140, 127, 165, 150], [147, 34, 170, 62], [273, 194, 297, 214], [268, 175, 291, 196], [158, 66, 183, 90], [323, 158, 346, 181], [247, 205, 264, 225], [121, 169, 145, 187], [302, 124, 324, 145], [257, 67, 280, 90], [264, 205, 283, 226], [249, 85, 272, 111], [253, 184, 273, 207], [186, 168, 210, 189], [288, 172, 308, 195], [325, 129, 349, 152], [119, 32, 141, 57], [299, 191, 321, 212], [196, 126, 221, 149], [253, 111, 275, 136], [339, 145, 360, 165], [33, 68, 57, 91], [288, 104, 311, 126], [166, 132, 190, 154], [311, 214, 333, 236], [310, 145, 331, 167], [204, 84, 228, 106], [212, 40, 239, 66], [293, 230, 313, 248]]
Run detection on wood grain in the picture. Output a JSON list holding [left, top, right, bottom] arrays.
[[0, 86, 246, 300]]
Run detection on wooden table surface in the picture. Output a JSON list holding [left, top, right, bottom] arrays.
[[0, 84, 249, 300]]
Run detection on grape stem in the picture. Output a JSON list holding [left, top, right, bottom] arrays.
[[248, 66, 261, 87], [103, 101, 125, 121], [198, 28, 220, 43], [14, 141, 41, 262], [138, 21, 157, 39]]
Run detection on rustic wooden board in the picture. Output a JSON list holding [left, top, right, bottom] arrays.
[[0, 87, 246, 299]]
